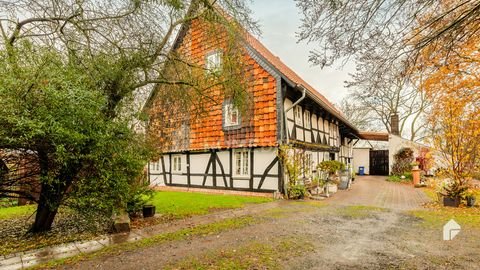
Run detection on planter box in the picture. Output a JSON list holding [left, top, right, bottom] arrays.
[[142, 205, 156, 218], [443, 197, 460, 207]]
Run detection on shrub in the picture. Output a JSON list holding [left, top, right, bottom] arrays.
[[287, 184, 307, 200], [318, 160, 345, 175], [126, 181, 154, 218], [391, 147, 414, 175]]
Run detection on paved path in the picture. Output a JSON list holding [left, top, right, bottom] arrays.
[[326, 175, 430, 210]]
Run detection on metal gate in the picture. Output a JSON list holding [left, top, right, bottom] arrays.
[[369, 150, 389, 175]]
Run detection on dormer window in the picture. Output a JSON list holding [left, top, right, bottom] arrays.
[[206, 50, 222, 73]]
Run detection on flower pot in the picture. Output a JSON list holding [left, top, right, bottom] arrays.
[[443, 197, 460, 207], [327, 183, 337, 193], [466, 196, 476, 207], [142, 205, 156, 218]]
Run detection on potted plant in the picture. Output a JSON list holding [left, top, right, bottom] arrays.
[[441, 180, 468, 207], [287, 184, 307, 200], [465, 190, 476, 207]]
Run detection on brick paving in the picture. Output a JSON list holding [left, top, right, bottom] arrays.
[[326, 175, 430, 210]]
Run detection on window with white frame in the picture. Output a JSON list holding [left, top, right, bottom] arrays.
[[172, 155, 182, 174], [295, 106, 302, 125], [304, 152, 313, 175], [206, 50, 222, 73], [224, 103, 239, 127], [233, 149, 249, 177], [304, 110, 311, 129]]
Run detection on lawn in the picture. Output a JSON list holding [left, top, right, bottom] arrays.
[[0, 191, 272, 221], [0, 204, 36, 220], [148, 191, 272, 218], [410, 188, 480, 228]]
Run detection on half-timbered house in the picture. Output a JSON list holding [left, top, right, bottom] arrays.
[[146, 17, 365, 194]]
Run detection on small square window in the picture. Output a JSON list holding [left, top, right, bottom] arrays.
[[233, 149, 249, 177], [172, 155, 182, 174], [206, 50, 222, 73]]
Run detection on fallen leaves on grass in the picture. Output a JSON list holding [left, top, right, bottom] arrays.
[[410, 205, 480, 228], [0, 209, 110, 256]]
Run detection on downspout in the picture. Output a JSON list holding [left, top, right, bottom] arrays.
[[281, 85, 306, 195], [283, 85, 306, 145]]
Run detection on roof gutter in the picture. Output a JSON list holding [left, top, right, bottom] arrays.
[[284, 85, 306, 144]]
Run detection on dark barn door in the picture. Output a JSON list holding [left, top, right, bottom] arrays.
[[369, 150, 389, 175]]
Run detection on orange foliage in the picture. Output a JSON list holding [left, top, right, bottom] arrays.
[[415, 28, 479, 181]]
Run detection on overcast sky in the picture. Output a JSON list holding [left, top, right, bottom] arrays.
[[250, 0, 355, 104]]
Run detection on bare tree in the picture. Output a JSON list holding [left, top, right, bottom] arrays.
[[295, 0, 480, 70], [345, 49, 431, 141], [337, 98, 377, 131]]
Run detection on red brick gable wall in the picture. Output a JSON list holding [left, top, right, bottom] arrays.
[[149, 19, 277, 152]]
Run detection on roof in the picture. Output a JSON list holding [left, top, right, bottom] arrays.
[[358, 131, 389, 141], [244, 33, 360, 134]]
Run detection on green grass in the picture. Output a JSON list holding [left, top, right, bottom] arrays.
[[386, 174, 412, 183], [32, 215, 258, 269], [165, 237, 314, 270], [410, 207, 480, 228], [337, 205, 388, 218], [148, 191, 272, 218], [0, 204, 36, 220]]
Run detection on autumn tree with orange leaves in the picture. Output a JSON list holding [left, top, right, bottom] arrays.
[[415, 17, 479, 195]]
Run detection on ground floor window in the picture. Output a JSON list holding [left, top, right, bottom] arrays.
[[172, 155, 182, 174], [234, 149, 249, 177]]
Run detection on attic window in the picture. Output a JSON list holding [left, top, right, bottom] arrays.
[[206, 50, 222, 73], [223, 100, 241, 130]]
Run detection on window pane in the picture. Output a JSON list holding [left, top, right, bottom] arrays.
[[242, 151, 249, 175], [231, 109, 238, 124], [235, 152, 241, 175]]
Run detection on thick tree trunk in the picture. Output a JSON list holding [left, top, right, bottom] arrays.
[[31, 197, 59, 232], [30, 179, 66, 232], [30, 150, 65, 233]]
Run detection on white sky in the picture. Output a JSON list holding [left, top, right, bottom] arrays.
[[250, 0, 355, 104]]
